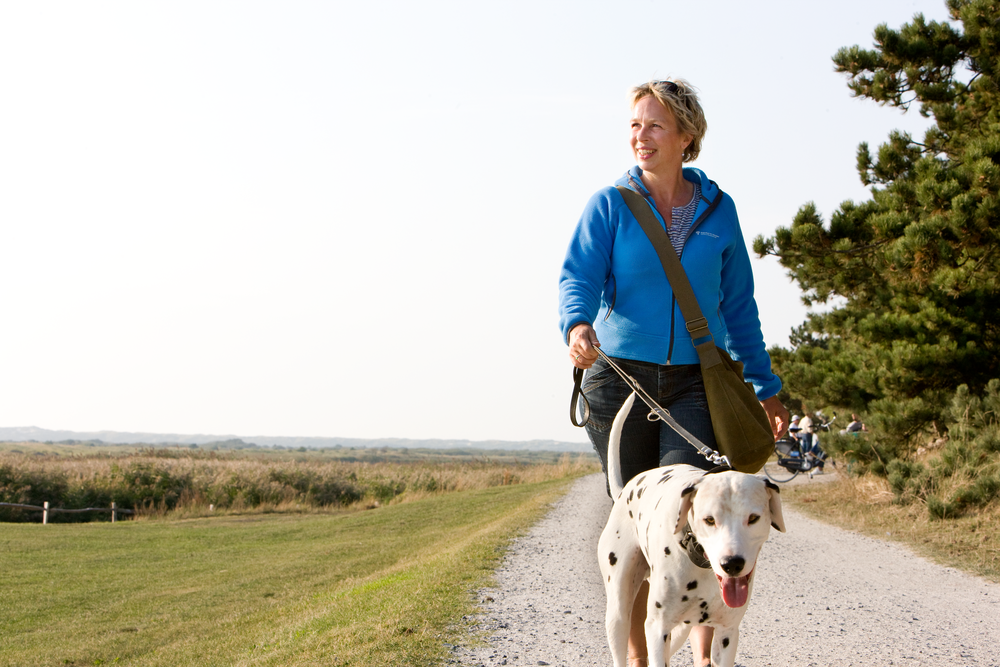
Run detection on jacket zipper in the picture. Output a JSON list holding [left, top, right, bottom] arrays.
[[665, 187, 724, 364]]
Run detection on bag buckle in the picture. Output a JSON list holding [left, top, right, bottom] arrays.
[[686, 317, 712, 343], [685, 317, 708, 333]]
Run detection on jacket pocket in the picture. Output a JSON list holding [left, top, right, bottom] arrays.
[[582, 358, 617, 394], [603, 273, 616, 321]]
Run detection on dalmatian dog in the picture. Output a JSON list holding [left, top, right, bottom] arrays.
[[598, 392, 785, 667]]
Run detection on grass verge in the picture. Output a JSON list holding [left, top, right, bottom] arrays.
[[0, 476, 578, 666], [781, 472, 1000, 583]]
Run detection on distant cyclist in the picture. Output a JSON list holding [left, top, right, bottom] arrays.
[[798, 410, 827, 473]]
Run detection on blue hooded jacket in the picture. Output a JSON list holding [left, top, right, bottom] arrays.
[[558, 166, 781, 400]]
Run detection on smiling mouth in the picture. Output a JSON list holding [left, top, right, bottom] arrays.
[[636, 149, 655, 159]]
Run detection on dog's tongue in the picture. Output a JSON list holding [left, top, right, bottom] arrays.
[[718, 574, 750, 608]]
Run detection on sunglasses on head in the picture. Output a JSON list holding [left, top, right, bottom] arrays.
[[653, 80, 679, 93]]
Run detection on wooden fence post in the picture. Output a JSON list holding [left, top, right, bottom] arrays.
[[111, 502, 116, 523], [43, 501, 49, 525]]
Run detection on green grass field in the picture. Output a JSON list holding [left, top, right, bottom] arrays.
[[0, 477, 577, 666]]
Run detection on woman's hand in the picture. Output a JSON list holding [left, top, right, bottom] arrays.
[[568, 323, 600, 369], [760, 395, 789, 440]]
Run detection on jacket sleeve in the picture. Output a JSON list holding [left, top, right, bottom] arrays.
[[717, 197, 783, 400], [558, 189, 616, 343]]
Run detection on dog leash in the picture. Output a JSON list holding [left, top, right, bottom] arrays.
[[591, 348, 732, 469]]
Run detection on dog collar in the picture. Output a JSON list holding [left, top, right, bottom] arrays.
[[678, 525, 712, 569]]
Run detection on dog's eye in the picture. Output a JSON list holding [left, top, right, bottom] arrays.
[[703, 516, 715, 526], [748, 514, 760, 525]]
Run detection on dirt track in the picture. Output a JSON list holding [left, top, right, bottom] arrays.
[[448, 472, 1000, 667]]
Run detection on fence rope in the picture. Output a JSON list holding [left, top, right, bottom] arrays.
[[0, 501, 135, 523]]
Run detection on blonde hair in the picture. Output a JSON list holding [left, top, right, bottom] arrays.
[[630, 79, 707, 162]]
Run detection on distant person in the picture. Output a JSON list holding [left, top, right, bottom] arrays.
[[798, 410, 815, 452], [798, 410, 829, 472], [558, 78, 788, 667], [846, 413, 866, 434]]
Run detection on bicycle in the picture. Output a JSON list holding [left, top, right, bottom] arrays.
[[763, 413, 835, 483]]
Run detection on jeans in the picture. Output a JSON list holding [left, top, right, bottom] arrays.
[[800, 432, 825, 463], [581, 356, 718, 496]]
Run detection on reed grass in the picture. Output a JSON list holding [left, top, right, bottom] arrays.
[[0, 447, 598, 522]]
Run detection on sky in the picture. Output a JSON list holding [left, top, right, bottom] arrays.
[[0, 0, 951, 444]]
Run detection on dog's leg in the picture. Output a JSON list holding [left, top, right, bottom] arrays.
[[604, 549, 648, 667], [667, 623, 691, 662], [711, 627, 739, 667], [643, 580, 679, 667], [605, 588, 631, 667], [643, 614, 667, 666]]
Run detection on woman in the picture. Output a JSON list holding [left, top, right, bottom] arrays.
[[558, 79, 788, 667]]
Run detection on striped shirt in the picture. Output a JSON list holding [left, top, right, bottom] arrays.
[[667, 182, 701, 257]]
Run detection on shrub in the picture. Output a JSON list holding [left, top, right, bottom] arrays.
[[824, 381, 1000, 520], [0, 462, 70, 522], [885, 459, 931, 503]]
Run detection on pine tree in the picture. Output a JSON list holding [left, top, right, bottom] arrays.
[[754, 0, 1000, 449]]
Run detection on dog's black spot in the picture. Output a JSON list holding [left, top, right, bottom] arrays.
[[686, 580, 698, 590], [663, 633, 669, 643], [699, 612, 709, 623], [658, 472, 672, 484], [722, 637, 730, 649], [637, 486, 645, 499], [655, 601, 662, 608], [684, 620, 691, 624], [681, 485, 697, 498], [608, 552, 617, 566], [637, 512, 642, 522], [628, 490, 633, 503], [700, 601, 708, 609], [628, 511, 633, 519], [764, 479, 780, 493], [636, 474, 647, 486], [664, 546, 671, 556], [681, 595, 688, 602], [771, 521, 781, 530]]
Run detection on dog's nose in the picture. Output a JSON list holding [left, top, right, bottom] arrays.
[[721, 556, 745, 576]]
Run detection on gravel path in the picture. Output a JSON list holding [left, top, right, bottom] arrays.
[[448, 472, 1000, 667]]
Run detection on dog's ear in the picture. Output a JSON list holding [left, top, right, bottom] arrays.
[[763, 479, 786, 533], [674, 484, 697, 535]]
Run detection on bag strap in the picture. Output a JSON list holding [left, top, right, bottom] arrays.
[[615, 186, 725, 370]]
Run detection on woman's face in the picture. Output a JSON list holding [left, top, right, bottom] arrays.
[[630, 95, 692, 174]]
